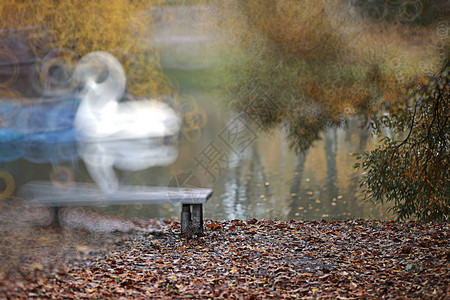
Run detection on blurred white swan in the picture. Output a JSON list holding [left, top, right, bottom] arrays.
[[74, 51, 181, 141], [73, 51, 181, 192]]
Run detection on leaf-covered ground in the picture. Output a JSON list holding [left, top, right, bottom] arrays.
[[0, 204, 448, 299]]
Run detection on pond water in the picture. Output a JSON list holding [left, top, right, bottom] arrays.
[[134, 87, 393, 221], [0, 89, 393, 222], [0, 5, 393, 222]]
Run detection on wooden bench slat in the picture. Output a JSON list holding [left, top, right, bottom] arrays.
[[18, 181, 213, 206]]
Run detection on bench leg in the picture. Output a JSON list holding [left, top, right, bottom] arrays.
[[191, 204, 203, 235], [50, 207, 61, 228], [181, 204, 192, 235]]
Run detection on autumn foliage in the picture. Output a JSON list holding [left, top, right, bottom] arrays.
[[0, 207, 448, 299], [356, 62, 449, 221], [0, 0, 173, 97]]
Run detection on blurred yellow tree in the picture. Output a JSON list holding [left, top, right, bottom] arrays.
[[0, 0, 173, 98], [209, 0, 444, 151]]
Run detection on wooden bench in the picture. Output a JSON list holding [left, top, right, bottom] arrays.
[[18, 181, 213, 235]]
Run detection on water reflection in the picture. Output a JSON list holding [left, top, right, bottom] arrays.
[[78, 138, 178, 192], [289, 149, 308, 216], [203, 116, 391, 221]]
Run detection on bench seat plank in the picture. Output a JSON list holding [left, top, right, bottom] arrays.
[[18, 181, 212, 236], [18, 181, 212, 206]]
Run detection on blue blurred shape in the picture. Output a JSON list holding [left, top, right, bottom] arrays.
[[0, 99, 26, 162], [22, 99, 79, 163], [0, 98, 80, 163]]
